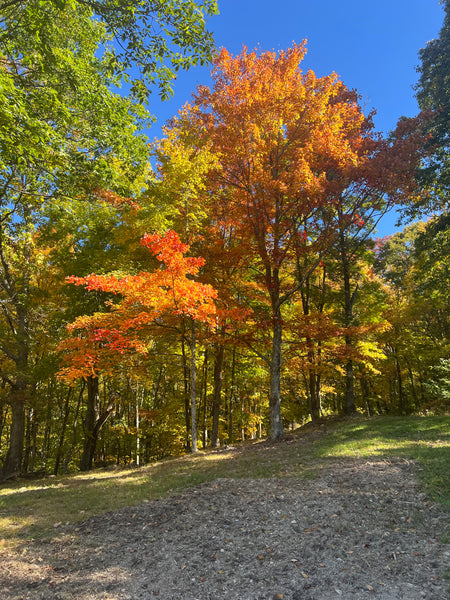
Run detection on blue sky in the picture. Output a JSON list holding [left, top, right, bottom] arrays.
[[151, 0, 444, 236]]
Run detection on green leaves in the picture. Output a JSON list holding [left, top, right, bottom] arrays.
[[68, 0, 219, 102], [0, 3, 153, 208], [415, 1, 450, 211]]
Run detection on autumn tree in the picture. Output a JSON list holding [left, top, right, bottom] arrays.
[[0, 6, 151, 477], [59, 230, 217, 468], [150, 123, 251, 447], [375, 217, 450, 414], [158, 44, 427, 439]]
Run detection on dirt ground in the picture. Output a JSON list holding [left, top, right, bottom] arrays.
[[1, 455, 449, 600]]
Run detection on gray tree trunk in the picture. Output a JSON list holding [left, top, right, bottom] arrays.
[[339, 221, 357, 416], [269, 310, 284, 440], [181, 327, 191, 451], [211, 344, 224, 448], [190, 320, 198, 453]]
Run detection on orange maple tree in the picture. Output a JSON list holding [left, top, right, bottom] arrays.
[[158, 43, 427, 439], [58, 230, 217, 383]]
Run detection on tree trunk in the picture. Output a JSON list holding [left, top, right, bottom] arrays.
[[181, 326, 191, 451], [269, 310, 284, 440], [201, 350, 208, 449], [0, 400, 7, 450], [135, 384, 142, 467], [190, 320, 198, 453], [211, 344, 224, 448], [2, 390, 26, 478], [228, 346, 236, 444], [63, 380, 84, 474], [300, 273, 323, 423], [80, 376, 99, 471], [40, 398, 53, 468], [80, 376, 114, 471], [307, 345, 321, 423], [339, 222, 357, 416], [22, 406, 34, 474]]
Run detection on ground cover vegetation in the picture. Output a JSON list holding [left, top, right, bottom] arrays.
[[0, 415, 448, 548], [0, 0, 448, 479]]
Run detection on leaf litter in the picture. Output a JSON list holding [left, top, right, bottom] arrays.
[[1, 456, 449, 599]]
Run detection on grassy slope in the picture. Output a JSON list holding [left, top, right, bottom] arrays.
[[0, 415, 448, 550]]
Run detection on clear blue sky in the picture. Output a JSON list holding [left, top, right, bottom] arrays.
[[150, 0, 444, 236]]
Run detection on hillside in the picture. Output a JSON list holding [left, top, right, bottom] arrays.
[[1, 416, 449, 599]]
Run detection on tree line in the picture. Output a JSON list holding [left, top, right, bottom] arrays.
[[0, 0, 448, 479]]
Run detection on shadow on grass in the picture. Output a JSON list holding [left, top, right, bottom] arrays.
[[0, 439, 319, 543], [312, 415, 450, 506], [1, 415, 448, 544]]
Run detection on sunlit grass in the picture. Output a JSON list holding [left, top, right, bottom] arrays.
[[0, 450, 247, 546], [0, 415, 448, 549], [313, 416, 450, 506]]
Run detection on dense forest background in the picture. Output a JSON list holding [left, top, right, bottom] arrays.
[[0, 0, 448, 479]]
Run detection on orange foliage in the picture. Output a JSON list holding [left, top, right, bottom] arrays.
[[169, 43, 426, 317], [183, 43, 426, 267], [58, 230, 217, 383]]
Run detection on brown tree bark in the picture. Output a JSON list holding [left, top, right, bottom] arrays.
[[227, 347, 236, 444], [201, 350, 208, 449], [300, 272, 323, 423], [2, 389, 26, 478], [79, 376, 114, 471]]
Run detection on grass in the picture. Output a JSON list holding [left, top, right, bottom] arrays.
[[0, 415, 448, 550], [312, 415, 450, 507]]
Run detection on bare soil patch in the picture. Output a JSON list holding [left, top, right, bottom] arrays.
[[1, 456, 449, 599]]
